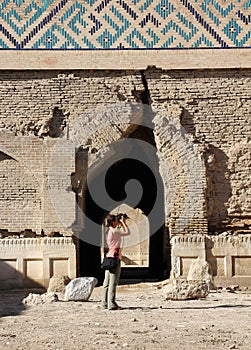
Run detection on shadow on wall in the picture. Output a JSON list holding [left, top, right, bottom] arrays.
[[205, 145, 232, 232], [205, 236, 217, 277], [179, 107, 232, 232], [0, 261, 45, 317], [180, 107, 197, 136]]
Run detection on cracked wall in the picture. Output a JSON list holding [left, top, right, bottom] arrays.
[[0, 68, 250, 236], [145, 68, 251, 233], [0, 70, 144, 235]]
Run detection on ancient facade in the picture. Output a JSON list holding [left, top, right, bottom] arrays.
[[0, 1, 251, 289]]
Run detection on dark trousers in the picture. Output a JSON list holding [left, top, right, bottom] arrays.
[[101, 261, 121, 309]]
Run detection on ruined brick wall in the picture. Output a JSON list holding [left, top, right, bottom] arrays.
[[0, 154, 40, 232], [145, 68, 251, 232], [0, 70, 144, 235], [0, 70, 143, 136], [0, 132, 43, 233], [0, 69, 250, 236]]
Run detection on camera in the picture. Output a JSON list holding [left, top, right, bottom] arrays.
[[117, 213, 129, 221]]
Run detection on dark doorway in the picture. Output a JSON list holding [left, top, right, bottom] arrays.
[[78, 137, 170, 284]]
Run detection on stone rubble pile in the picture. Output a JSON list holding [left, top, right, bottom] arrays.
[[22, 276, 98, 305], [163, 258, 214, 301], [22, 292, 58, 305], [163, 279, 210, 301]]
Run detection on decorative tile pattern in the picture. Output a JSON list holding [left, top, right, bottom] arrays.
[[0, 0, 251, 49]]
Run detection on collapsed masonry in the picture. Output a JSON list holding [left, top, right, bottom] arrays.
[[0, 68, 250, 289]]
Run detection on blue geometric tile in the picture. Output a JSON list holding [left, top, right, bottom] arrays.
[[155, 0, 176, 20], [0, 0, 251, 49]]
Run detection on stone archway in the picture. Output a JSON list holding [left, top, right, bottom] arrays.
[[76, 137, 167, 283], [69, 102, 207, 282]]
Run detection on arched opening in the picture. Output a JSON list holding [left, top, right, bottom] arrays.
[[77, 132, 170, 284], [107, 204, 150, 269]]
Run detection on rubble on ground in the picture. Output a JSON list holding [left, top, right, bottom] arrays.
[[163, 257, 214, 300], [47, 274, 71, 300], [22, 292, 58, 305], [64, 277, 98, 301]]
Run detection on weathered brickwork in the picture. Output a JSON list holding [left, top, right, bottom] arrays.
[[0, 68, 250, 234], [0, 154, 41, 232], [0, 70, 143, 135], [145, 68, 251, 232], [153, 106, 208, 235], [0, 70, 144, 236], [0, 131, 43, 233], [0, 67, 250, 287]]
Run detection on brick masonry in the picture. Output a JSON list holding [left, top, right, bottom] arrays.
[[0, 68, 250, 235], [0, 68, 250, 287], [145, 68, 251, 232], [0, 70, 144, 235]]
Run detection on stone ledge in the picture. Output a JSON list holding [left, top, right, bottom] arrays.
[[171, 234, 251, 288], [0, 49, 251, 70], [0, 237, 76, 289], [0, 237, 75, 250]]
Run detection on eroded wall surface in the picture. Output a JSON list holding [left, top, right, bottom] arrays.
[[145, 68, 251, 232], [0, 68, 250, 287], [0, 70, 144, 235]]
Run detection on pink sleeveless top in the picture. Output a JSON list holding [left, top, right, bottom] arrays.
[[105, 226, 122, 260]]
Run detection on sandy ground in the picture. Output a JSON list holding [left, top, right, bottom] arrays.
[[0, 283, 251, 350]]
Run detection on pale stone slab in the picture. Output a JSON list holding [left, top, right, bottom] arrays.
[[64, 277, 98, 302], [187, 258, 213, 284], [0, 49, 251, 70], [164, 280, 209, 301]]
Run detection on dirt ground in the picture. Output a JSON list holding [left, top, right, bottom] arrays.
[[0, 283, 251, 350]]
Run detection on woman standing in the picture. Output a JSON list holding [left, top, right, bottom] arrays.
[[101, 213, 130, 310]]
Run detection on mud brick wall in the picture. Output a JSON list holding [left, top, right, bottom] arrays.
[[145, 68, 251, 232], [0, 70, 143, 136], [0, 69, 250, 235], [0, 70, 144, 235], [0, 132, 43, 233]]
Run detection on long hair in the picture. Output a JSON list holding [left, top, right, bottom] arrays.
[[105, 214, 116, 227]]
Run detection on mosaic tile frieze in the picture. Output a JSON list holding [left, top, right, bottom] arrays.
[[0, 0, 251, 49]]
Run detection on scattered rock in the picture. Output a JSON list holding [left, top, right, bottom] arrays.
[[22, 292, 58, 305], [221, 286, 237, 293], [64, 277, 98, 301], [187, 257, 214, 289], [163, 279, 210, 300], [231, 285, 239, 291], [47, 274, 71, 299]]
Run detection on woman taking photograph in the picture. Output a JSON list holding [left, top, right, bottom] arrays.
[[101, 213, 130, 310]]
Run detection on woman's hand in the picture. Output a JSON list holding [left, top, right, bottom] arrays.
[[119, 217, 125, 224], [115, 217, 130, 236]]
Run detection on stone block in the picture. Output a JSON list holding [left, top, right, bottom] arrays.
[[47, 274, 71, 299], [163, 279, 209, 301], [64, 277, 98, 301]]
